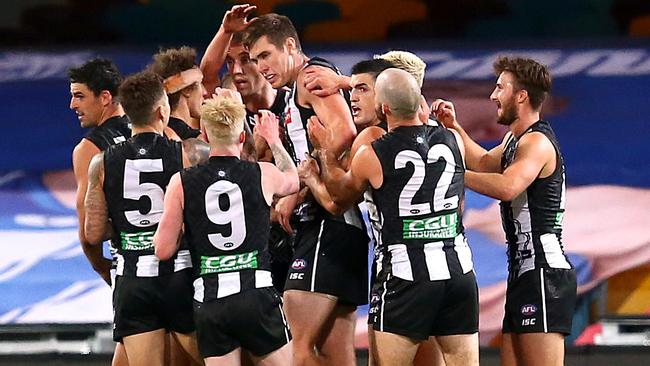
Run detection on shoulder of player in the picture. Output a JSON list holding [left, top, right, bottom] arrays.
[[355, 126, 386, 146], [72, 139, 101, 169], [517, 131, 555, 157]]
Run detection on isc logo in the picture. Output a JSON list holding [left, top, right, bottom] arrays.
[[289, 273, 304, 280], [522, 318, 536, 326]]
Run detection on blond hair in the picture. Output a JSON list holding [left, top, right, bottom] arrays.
[[200, 96, 246, 145], [376, 51, 425, 88]]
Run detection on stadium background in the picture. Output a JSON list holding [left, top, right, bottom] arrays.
[[0, 0, 649, 364]]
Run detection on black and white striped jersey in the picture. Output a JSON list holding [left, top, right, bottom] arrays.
[[371, 124, 473, 282], [103, 132, 191, 277], [282, 57, 363, 229], [180, 157, 273, 303], [500, 120, 572, 280]]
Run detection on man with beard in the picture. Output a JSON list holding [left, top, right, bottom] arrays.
[[245, 13, 366, 366], [432, 56, 576, 366]]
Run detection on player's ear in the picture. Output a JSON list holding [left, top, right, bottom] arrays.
[[285, 37, 297, 54], [239, 130, 246, 143], [99, 90, 113, 107]]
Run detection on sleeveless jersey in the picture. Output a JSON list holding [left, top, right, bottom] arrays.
[[282, 57, 361, 227], [500, 120, 572, 280], [371, 124, 473, 282], [168, 116, 200, 140], [103, 132, 191, 277], [245, 88, 288, 131], [180, 156, 273, 302], [84, 115, 131, 150]]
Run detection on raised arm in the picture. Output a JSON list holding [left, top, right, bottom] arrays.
[[200, 4, 257, 94], [299, 66, 356, 157], [153, 173, 185, 260], [254, 110, 300, 204], [431, 99, 505, 173], [465, 132, 555, 201]]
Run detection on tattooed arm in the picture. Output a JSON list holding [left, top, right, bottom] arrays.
[[182, 138, 210, 167], [84, 153, 111, 247]]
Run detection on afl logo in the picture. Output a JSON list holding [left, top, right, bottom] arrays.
[[521, 304, 537, 316], [291, 259, 307, 270]]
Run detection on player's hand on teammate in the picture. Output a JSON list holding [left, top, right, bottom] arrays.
[[253, 110, 281, 145], [307, 115, 334, 151], [275, 193, 299, 235], [298, 153, 320, 186], [304, 66, 345, 97], [213, 87, 243, 104], [221, 4, 257, 34], [431, 99, 459, 129]]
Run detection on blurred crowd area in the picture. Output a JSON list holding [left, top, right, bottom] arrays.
[[1, 0, 649, 46]]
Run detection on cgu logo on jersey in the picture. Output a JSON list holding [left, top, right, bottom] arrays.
[[200, 250, 258, 275], [402, 212, 458, 240], [121, 231, 155, 251]]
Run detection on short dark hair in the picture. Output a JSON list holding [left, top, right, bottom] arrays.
[[351, 59, 395, 79], [231, 31, 245, 45], [68, 58, 122, 97], [149, 46, 197, 110], [493, 56, 552, 111], [119, 71, 166, 126], [243, 13, 301, 51]]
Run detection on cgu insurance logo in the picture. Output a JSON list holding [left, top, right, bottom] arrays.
[[200, 250, 259, 275], [402, 212, 458, 240]]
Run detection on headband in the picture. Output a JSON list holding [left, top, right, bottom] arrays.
[[163, 67, 203, 94]]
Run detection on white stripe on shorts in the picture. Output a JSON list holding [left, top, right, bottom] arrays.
[[310, 220, 325, 291], [540, 269, 548, 333]]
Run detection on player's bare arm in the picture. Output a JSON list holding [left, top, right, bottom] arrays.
[[182, 138, 210, 167], [298, 154, 345, 215], [465, 131, 555, 201], [153, 173, 184, 261], [255, 110, 300, 203], [317, 144, 380, 210], [84, 153, 110, 246], [432, 98, 505, 173], [75, 143, 112, 284], [299, 65, 356, 156], [200, 4, 257, 93], [304, 66, 351, 97]]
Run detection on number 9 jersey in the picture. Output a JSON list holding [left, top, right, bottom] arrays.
[[180, 156, 273, 303]]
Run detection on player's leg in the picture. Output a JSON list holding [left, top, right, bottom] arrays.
[[500, 333, 518, 366], [368, 326, 378, 366], [317, 304, 357, 366], [436, 333, 479, 366], [171, 331, 203, 365], [204, 347, 242, 366], [372, 330, 419, 366], [111, 342, 129, 366], [413, 337, 446, 366], [283, 289, 338, 366], [511, 332, 565, 366], [251, 342, 293, 366], [122, 329, 166, 366]]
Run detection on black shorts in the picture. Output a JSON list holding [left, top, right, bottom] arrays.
[[502, 267, 577, 334], [113, 269, 194, 342], [369, 270, 479, 340], [193, 287, 291, 358], [284, 218, 369, 306]]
